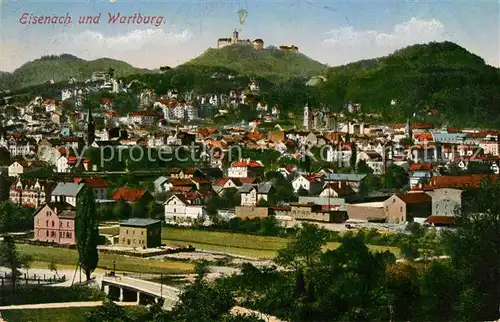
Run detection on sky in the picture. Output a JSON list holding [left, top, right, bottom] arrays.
[[1, 0, 499, 72]]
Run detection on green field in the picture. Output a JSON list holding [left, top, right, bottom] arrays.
[[1, 306, 148, 322], [100, 226, 399, 259], [16, 244, 194, 274]]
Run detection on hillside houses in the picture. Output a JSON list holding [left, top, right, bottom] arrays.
[[2, 86, 500, 238]]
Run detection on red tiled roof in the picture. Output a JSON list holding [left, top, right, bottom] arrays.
[[409, 163, 433, 172], [425, 216, 455, 225], [170, 179, 195, 186], [424, 174, 500, 189], [74, 177, 108, 188], [213, 178, 230, 186], [111, 187, 147, 201], [230, 160, 264, 168], [396, 192, 432, 204]]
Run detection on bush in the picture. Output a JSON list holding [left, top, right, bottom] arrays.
[[0, 285, 106, 305]]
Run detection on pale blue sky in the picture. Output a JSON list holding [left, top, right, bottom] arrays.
[[1, 0, 499, 71]]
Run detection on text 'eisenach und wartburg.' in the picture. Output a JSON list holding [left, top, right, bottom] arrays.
[[19, 12, 165, 27]]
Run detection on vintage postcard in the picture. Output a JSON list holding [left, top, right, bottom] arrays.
[[0, 0, 499, 321]]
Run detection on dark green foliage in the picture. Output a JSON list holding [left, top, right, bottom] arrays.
[[185, 45, 326, 80], [0, 285, 105, 306], [0, 236, 21, 291], [316, 41, 500, 127], [384, 164, 409, 189], [0, 202, 33, 232], [442, 180, 500, 320], [75, 186, 99, 281], [84, 299, 137, 322], [1, 54, 152, 90], [349, 143, 357, 169]]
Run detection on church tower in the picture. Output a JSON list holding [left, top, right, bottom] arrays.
[[405, 116, 412, 141], [232, 30, 239, 44], [85, 105, 95, 147], [303, 99, 312, 131]]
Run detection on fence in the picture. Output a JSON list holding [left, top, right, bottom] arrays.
[[0, 271, 66, 287]]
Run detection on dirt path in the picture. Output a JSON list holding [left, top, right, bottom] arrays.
[[0, 301, 137, 310]]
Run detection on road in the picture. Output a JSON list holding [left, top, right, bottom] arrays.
[[0, 301, 137, 311]]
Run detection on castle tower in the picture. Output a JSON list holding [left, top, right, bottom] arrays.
[[303, 99, 312, 131], [232, 30, 239, 44], [85, 105, 96, 147]]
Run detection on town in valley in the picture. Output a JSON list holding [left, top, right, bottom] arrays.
[[0, 4, 499, 322]]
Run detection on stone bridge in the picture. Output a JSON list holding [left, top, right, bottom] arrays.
[[101, 275, 180, 310]]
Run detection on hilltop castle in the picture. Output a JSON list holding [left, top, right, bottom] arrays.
[[217, 30, 264, 50], [216, 30, 299, 52]]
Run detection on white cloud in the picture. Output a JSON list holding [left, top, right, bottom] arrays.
[[53, 28, 193, 52], [1, 28, 194, 71], [320, 18, 446, 65]]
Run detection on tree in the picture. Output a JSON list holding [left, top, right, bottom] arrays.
[[132, 199, 148, 218], [48, 261, 59, 278], [349, 143, 357, 170], [85, 298, 136, 322], [0, 173, 11, 201], [113, 199, 132, 219], [276, 223, 330, 270], [75, 186, 99, 281], [356, 160, 373, 174], [20, 254, 33, 277], [384, 164, 409, 189], [257, 198, 269, 207], [443, 180, 500, 320], [0, 236, 22, 291]]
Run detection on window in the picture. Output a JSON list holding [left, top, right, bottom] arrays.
[[67, 222, 69, 228], [52, 221, 54, 227], [126, 230, 128, 234], [51, 231, 55, 237], [46, 231, 48, 237], [133, 230, 135, 235], [141, 231, 143, 236], [400, 206, 402, 212], [46, 220, 49, 226]]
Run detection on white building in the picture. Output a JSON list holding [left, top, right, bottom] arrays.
[[164, 194, 207, 226]]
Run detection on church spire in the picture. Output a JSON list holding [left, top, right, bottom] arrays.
[[85, 105, 95, 147], [405, 115, 412, 141]]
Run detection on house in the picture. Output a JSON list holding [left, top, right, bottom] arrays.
[[383, 192, 432, 223], [357, 150, 384, 174], [424, 188, 462, 217], [9, 178, 54, 208], [50, 182, 85, 207], [239, 182, 273, 206], [409, 164, 434, 189], [154, 176, 169, 194], [169, 168, 201, 180], [112, 187, 153, 203], [7, 161, 46, 177], [33, 203, 76, 245], [128, 111, 158, 125], [291, 174, 323, 195], [118, 218, 162, 248], [277, 165, 298, 181], [289, 202, 347, 223], [228, 159, 265, 179], [163, 194, 207, 225], [56, 156, 90, 173], [323, 173, 367, 192], [74, 177, 109, 200], [319, 182, 354, 198]]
